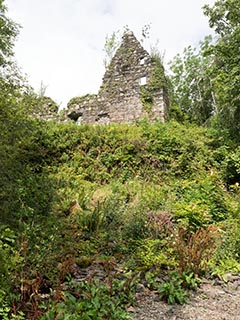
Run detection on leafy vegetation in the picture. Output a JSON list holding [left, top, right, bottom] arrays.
[[1, 119, 239, 318], [169, 36, 216, 124], [140, 54, 169, 113], [1, 0, 240, 318], [169, 0, 240, 140], [0, 0, 19, 67]]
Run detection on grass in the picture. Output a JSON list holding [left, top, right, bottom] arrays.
[[2, 119, 240, 318]]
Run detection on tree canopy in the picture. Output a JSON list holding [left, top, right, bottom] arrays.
[[169, 0, 240, 139], [169, 36, 216, 125], [203, 0, 240, 137], [0, 0, 19, 67]]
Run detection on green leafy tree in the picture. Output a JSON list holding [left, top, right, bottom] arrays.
[[0, 1, 22, 223], [203, 0, 240, 137], [169, 36, 216, 124], [0, 1, 54, 225], [0, 0, 19, 67], [103, 30, 122, 68]]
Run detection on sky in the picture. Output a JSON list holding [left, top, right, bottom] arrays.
[[6, 0, 216, 108]]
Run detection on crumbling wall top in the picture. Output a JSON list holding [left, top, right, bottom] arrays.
[[66, 30, 169, 124]]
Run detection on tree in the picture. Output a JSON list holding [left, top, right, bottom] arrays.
[[103, 30, 121, 68], [0, 0, 19, 67], [103, 25, 151, 69], [169, 36, 216, 124], [0, 1, 54, 226], [169, 0, 240, 135], [203, 0, 240, 137]]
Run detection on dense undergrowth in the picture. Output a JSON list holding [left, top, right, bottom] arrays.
[[1, 119, 240, 319]]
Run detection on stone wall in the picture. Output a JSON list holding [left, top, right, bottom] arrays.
[[67, 31, 169, 124], [31, 96, 63, 122]]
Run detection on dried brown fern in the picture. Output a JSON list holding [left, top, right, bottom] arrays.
[[175, 225, 220, 276]]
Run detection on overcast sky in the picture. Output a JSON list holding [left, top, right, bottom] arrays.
[[6, 0, 216, 108]]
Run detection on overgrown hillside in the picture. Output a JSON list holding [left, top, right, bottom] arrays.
[[1, 0, 240, 318], [2, 119, 240, 319]]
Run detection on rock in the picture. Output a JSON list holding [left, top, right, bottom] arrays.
[[136, 283, 146, 293], [127, 306, 136, 312], [223, 273, 240, 282], [132, 275, 240, 320]]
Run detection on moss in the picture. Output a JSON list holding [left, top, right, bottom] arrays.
[[29, 95, 59, 115], [67, 94, 97, 108], [150, 56, 168, 92], [140, 86, 153, 112], [140, 56, 169, 113]]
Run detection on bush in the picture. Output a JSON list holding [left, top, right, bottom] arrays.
[[223, 147, 240, 186], [41, 278, 135, 320], [174, 225, 220, 275], [158, 271, 201, 305]]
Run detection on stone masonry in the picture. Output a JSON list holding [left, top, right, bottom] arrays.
[[67, 31, 169, 124]]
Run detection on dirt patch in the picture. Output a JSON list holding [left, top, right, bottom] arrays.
[[132, 275, 240, 320]]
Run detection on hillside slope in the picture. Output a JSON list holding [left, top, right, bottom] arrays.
[[2, 119, 240, 319]]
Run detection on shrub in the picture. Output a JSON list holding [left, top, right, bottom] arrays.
[[158, 272, 188, 305], [223, 147, 240, 186], [174, 225, 220, 275], [134, 239, 176, 270], [158, 271, 201, 305], [211, 219, 240, 274], [41, 278, 135, 320]]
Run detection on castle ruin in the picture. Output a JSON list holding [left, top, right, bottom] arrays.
[[66, 31, 169, 124]]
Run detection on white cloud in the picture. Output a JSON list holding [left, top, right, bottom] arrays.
[[6, 0, 216, 108]]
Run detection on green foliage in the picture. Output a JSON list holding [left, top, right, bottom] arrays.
[[2, 3, 240, 315], [0, 0, 19, 67], [140, 85, 153, 112], [172, 176, 229, 229], [0, 292, 25, 320], [1, 56, 239, 316], [133, 239, 176, 269], [1, 118, 239, 316], [140, 54, 169, 113], [203, 0, 240, 138], [169, 36, 215, 124], [169, 0, 240, 137], [150, 55, 169, 92], [212, 218, 240, 273], [2, 116, 239, 314], [0, 78, 56, 226], [124, 213, 149, 241], [211, 259, 240, 277], [103, 30, 122, 68], [222, 146, 240, 185], [181, 271, 202, 290], [0, 227, 25, 320], [41, 278, 134, 320], [74, 203, 105, 236], [0, 227, 21, 293], [158, 272, 188, 304], [168, 105, 188, 123], [158, 271, 201, 304]]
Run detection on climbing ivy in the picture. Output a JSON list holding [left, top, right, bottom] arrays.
[[140, 85, 154, 112], [140, 55, 168, 113], [150, 56, 168, 92]]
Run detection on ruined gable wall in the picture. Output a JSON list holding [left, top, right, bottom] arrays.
[[99, 32, 152, 98], [98, 32, 153, 124], [67, 32, 168, 124]]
